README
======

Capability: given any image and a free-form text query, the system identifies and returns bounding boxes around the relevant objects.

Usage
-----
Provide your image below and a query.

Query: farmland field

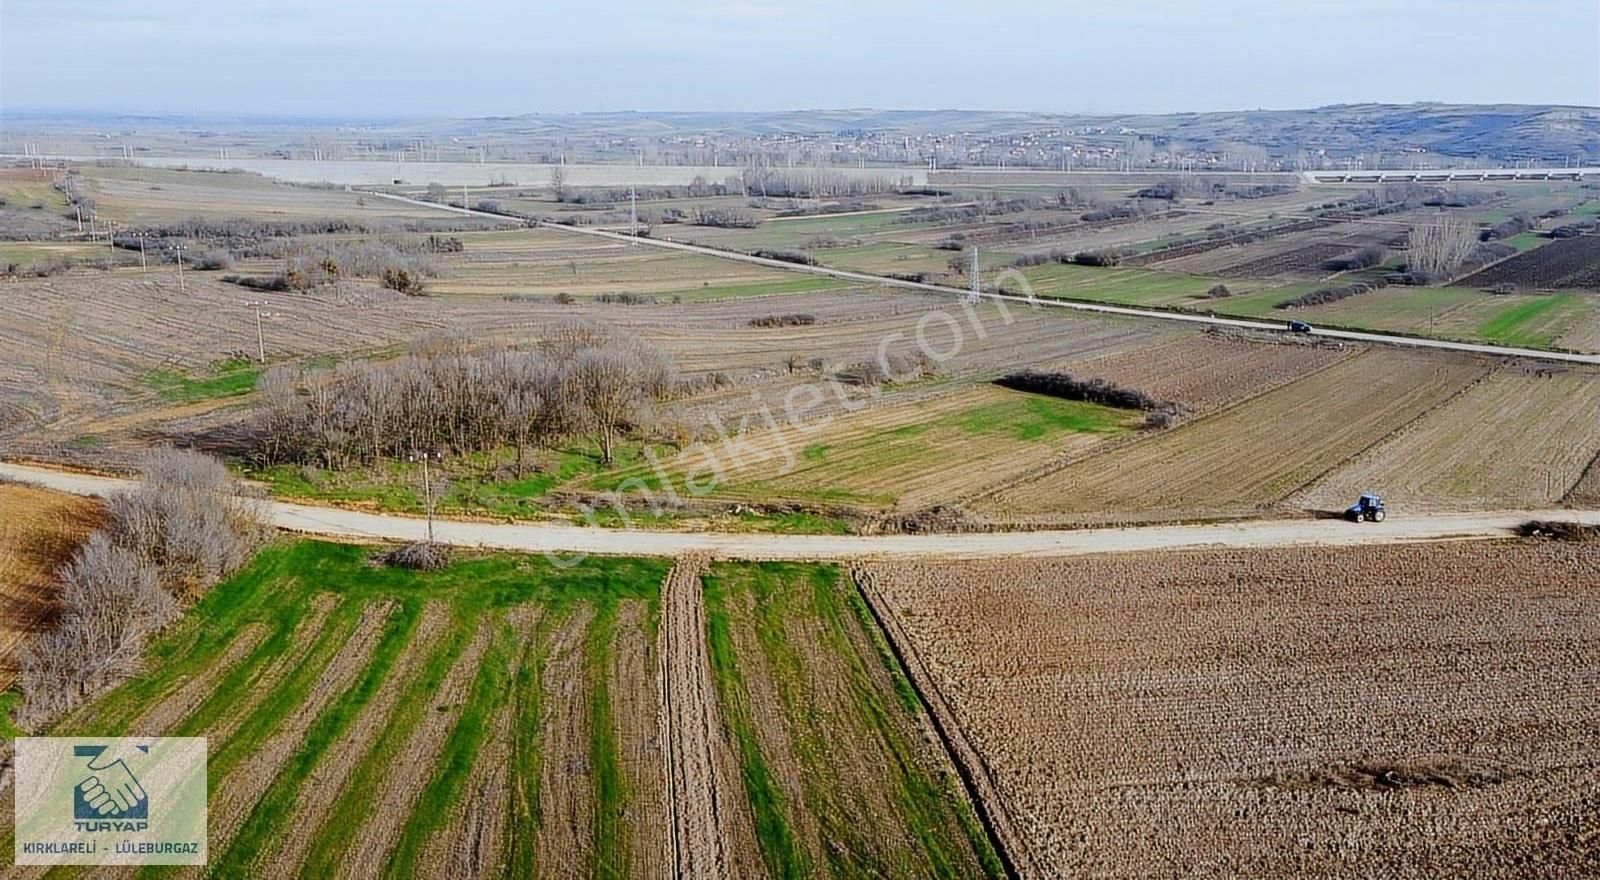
[858,539,1600,877]
[0,542,1000,877]
[594,385,1142,510]
[0,484,102,692]
[429,227,849,300]
[978,350,1487,524]
[1298,367,1600,511]
[1456,234,1600,291]
[71,166,469,226]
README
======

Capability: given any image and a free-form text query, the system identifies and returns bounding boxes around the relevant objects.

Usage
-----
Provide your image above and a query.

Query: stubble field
[858,539,1600,878]
[0,484,102,692]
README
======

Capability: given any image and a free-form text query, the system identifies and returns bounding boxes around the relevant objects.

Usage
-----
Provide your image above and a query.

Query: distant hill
[7,103,1595,165]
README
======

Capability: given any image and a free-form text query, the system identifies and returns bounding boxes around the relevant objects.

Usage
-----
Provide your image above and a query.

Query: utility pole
[969,246,980,301]
[139,234,148,271]
[175,243,186,292]
[462,182,469,213]
[244,300,273,363]
[630,185,637,241]
[409,449,443,543]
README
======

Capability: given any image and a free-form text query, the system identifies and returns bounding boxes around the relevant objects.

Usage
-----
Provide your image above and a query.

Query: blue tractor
[1345,493,1386,523]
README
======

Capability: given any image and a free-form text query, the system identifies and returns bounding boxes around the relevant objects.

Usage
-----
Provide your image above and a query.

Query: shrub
[994,370,1180,420]
[221,274,290,292]
[1322,245,1386,272]
[749,313,817,328]
[1071,249,1126,267]
[380,541,452,570]
[1206,284,1232,299]
[18,450,260,727]
[381,266,426,295]
[1276,279,1387,309]
[751,248,816,266]
[194,249,234,270]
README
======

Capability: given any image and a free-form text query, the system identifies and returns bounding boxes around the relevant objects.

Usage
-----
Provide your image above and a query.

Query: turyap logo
[14,737,207,866]
[72,744,151,831]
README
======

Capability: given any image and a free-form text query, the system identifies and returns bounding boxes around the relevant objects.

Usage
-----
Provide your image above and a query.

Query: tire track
[659,552,763,879]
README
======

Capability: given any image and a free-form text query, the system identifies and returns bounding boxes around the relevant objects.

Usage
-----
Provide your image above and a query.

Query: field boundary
[355,190,1600,365]
[959,344,1362,509]
[850,566,1028,879]
[1280,360,1496,505]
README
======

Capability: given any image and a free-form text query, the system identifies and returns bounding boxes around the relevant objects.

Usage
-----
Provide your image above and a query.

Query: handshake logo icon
[72,745,150,830]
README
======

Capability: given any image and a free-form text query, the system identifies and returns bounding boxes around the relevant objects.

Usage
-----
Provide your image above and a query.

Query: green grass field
[143,357,261,403]
[702,562,1004,878]
[2,542,1000,878]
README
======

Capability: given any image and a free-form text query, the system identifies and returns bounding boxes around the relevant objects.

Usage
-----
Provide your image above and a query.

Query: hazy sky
[3,0,1597,116]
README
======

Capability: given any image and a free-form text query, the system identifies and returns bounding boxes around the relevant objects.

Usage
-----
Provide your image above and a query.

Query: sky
[2,0,1597,117]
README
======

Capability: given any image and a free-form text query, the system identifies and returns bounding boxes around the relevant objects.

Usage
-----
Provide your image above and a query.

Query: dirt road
[5,462,1594,561]
[359,190,1600,367]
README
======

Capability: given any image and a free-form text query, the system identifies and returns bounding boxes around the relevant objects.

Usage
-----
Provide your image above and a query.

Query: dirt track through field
[659,553,763,879]
[535,604,597,879]
[6,462,1599,560]
[417,605,540,879]
[270,601,450,875]
[339,615,493,880]
[201,601,394,869]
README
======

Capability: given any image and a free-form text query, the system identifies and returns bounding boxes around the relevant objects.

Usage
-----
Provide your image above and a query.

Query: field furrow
[861,543,1600,876]
[201,600,394,866]
[196,593,339,744]
[659,553,763,880]
[338,615,494,879]
[612,599,669,879]
[128,623,268,736]
[534,605,597,879]
[268,601,449,876]
[979,350,1487,523]
[1298,367,1600,511]
[414,605,540,879]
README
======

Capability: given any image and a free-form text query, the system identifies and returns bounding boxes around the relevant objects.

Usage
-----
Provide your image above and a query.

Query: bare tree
[568,347,645,465]
[17,535,169,724]
[1408,213,1478,281]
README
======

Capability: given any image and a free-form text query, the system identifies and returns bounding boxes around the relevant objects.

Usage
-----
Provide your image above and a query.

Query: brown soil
[854,565,1040,878]
[0,483,102,690]
[612,598,669,879]
[270,601,451,876]
[339,614,493,880]
[416,604,541,879]
[128,623,269,735]
[726,579,824,861]
[534,604,596,879]
[204,601,394,864]
[658,553,764,879]
[861,541,1600,877]
[206,593,338,744]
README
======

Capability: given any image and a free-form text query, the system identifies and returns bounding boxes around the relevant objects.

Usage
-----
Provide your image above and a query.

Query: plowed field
[859,540,1600,878]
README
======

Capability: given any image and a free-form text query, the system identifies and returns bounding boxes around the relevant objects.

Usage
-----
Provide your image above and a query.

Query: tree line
[18,451,263,727]
[253,324,675,472]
